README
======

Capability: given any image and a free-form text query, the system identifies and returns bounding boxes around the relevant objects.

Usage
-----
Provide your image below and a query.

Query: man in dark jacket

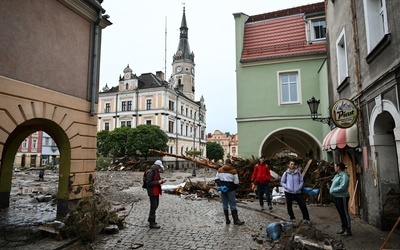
[146,160,166,229]
[215,159,244,225]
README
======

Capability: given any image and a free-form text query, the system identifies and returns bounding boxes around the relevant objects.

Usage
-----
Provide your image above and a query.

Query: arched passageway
[0,119,71,217]
[260,127,321,159]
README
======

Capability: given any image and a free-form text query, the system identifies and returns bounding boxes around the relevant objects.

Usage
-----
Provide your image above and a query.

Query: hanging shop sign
[331,99,358,128]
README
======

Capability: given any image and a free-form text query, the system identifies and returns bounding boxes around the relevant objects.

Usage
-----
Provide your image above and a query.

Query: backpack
[142,166,153,189]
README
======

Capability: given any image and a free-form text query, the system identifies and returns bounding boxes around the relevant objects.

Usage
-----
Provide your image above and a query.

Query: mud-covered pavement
[1,169,399,249]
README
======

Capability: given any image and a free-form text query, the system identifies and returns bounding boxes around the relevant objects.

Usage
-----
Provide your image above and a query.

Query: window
[146,120,151,125]
[121,101,126,111]
[125,83,129,90]
[127,101,132,111]
[104,122,110,131]
[336,28,348,85]
[186,108,188,116]
[32,139,37,149]
[105,103,110,113]
[190,110,193,118]
[121,121,126,127]
[127,121,131,127]
[169,101,175,111]
[168,121,174,133]
[181,106,184,114]
[181,124,183,135]
[170,146,173,154]
[311,20,326,41]
[22,139,28,149]
[146,100,152,110]
[45,138,49,146]
[186,125,188,136]
[279,72,299,104]
[363,0,388,52]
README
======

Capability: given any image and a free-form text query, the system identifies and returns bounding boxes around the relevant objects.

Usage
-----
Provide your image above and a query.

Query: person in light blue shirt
[329,162,352,236]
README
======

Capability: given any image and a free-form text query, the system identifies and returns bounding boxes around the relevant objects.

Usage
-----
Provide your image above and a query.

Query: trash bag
[266,222,282,240]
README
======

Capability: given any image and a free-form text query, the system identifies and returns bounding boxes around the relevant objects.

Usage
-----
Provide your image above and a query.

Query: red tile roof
[241,2,326,62]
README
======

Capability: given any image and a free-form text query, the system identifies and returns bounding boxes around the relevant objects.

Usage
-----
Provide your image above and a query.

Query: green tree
[97,130,110,157]
[206,142,224,162]
[97,127,131,161]
[127,125,168,159]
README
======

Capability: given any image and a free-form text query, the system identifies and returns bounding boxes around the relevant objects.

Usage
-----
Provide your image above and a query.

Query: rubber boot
[232,210,245,225]
[337,228,345,234]
[224,210,231,225]
[341,228,352,236]
[149,217,160,229]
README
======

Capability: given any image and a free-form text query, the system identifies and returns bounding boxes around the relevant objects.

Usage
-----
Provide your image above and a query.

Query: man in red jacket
[251,156,272,210]
[145,160,167,229]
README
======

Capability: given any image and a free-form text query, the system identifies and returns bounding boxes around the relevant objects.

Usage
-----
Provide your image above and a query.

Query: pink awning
[322,125,358,151]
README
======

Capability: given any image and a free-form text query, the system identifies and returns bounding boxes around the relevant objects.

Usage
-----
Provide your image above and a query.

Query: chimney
[156,71,165,80]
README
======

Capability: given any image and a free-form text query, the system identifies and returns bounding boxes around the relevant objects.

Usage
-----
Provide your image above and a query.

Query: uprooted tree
[149,149,335,204]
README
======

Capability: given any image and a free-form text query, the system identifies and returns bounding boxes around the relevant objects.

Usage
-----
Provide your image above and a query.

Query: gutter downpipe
[90,11,102,116]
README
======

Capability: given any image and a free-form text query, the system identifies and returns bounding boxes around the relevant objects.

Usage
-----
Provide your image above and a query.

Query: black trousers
[148,195,159,223]
[333,196,351,229]
[284,192,310,220]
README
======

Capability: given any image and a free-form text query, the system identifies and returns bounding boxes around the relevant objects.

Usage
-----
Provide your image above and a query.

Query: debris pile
[253,220,345,250]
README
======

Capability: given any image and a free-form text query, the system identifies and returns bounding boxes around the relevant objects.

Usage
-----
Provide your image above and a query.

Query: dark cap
[259,156,265,159]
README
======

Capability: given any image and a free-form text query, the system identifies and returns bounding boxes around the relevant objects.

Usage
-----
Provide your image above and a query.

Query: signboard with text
[331,99,358,128]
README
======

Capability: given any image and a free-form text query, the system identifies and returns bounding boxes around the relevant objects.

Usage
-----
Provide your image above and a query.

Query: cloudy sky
[99,0,322,134]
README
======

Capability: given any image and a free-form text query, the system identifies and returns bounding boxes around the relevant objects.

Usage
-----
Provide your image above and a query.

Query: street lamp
[307,96,331,125]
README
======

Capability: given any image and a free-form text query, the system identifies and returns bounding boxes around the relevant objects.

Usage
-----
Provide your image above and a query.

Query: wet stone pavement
[88,187,269,250]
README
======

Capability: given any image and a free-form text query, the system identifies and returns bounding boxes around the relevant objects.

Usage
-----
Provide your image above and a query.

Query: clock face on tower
[176,66,183,73]
[125,73,130,79]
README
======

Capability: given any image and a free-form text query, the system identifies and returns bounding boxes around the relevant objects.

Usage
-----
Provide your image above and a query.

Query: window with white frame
[104,122,110,131]
[105,103,110,113]
[22,139,28,149]
[311,19,326,41]
[305,17,326,43]
[279,71,299,104]
[121,101,126,111]
[127,101,132,111]
[336,28,348,85]
[146,120,151,125]
[121,121,126,127]
[363,0,389,52]
[127,121,131,127]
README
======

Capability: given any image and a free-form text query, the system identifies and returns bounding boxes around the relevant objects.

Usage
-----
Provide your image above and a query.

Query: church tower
[171,7,195,101]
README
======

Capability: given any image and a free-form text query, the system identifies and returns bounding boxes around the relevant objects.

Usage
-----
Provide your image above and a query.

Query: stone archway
[0,119,71,216]
[0,77,98,217]
[368,99,400,229]
[260,127,322,159]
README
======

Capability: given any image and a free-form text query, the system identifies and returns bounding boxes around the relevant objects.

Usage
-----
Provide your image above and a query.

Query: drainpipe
[90,10,102,116]
[350,0,364,143]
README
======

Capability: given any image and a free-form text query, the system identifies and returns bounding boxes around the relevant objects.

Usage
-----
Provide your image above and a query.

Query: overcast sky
[99,0,322,134]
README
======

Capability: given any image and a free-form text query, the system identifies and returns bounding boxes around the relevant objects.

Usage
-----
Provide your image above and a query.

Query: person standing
[215,159,245,225]
[251,156,273,210]
[280,161,310,223]
[145,160,167,229]
[329,162,352,236]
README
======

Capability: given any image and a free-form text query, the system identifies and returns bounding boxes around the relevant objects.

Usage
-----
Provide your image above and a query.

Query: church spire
[173,7,194,63]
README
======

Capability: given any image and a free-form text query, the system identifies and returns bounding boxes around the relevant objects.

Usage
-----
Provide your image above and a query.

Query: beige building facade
[97,7,207,169]
[206,130,239,159]
[0,0,111,216]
